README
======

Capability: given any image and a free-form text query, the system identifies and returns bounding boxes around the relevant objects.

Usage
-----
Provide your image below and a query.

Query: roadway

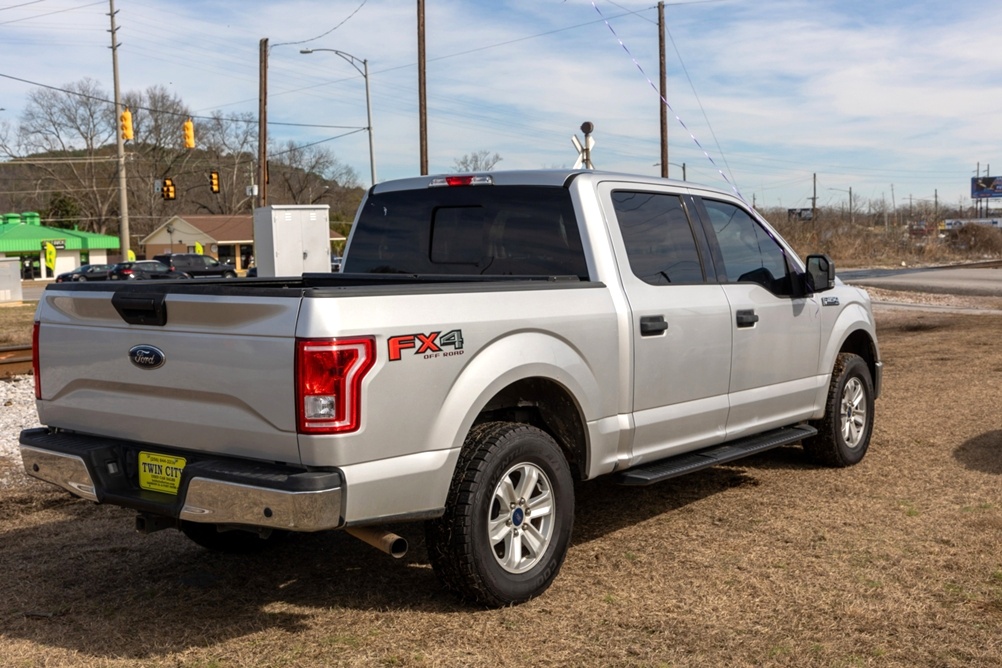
[840,262,1002,297]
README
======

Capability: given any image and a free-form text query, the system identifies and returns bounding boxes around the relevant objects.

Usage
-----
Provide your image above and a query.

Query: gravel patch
[859,285,1002,313]
[0,375,41,489]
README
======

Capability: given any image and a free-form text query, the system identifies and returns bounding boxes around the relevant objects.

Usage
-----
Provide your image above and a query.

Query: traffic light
[183,119,195,149]
[120,107,134,141]
[209,170,220,194]
[161,177,176,200]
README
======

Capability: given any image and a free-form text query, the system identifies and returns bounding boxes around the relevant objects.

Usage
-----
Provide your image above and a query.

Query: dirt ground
[3,306,1002,667]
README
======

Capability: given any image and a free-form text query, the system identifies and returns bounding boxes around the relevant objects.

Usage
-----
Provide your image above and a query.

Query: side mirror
[806,254,835,293]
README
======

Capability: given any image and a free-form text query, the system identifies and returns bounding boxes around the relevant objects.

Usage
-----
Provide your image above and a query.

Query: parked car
[108,260,189,280]
[153,253,237,278]
[54,264,112,282]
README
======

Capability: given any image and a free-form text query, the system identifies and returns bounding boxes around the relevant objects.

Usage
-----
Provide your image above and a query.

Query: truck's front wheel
[426,421,574,607]
[804,352,874,467]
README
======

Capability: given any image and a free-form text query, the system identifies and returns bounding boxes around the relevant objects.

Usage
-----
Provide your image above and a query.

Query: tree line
[0,78,364,240]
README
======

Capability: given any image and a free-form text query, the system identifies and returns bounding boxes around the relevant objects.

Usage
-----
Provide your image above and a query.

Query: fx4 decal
[388,329,465,361]
[821,296,840,307]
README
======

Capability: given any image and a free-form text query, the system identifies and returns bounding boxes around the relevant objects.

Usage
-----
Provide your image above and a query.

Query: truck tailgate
[35,288,304,465]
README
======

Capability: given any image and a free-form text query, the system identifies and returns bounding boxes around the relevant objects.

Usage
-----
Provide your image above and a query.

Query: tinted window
[701,199,790,294]
[345,186,587,278]
[612,191,703,285]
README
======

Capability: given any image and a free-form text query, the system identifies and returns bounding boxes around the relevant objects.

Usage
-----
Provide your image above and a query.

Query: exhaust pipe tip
[345,526,408,559]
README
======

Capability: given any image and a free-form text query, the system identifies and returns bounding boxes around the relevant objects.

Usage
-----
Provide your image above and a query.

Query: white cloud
[2,0,1001,209]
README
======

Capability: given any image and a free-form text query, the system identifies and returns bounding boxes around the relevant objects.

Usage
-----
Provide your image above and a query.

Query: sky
[1,0,1001,214]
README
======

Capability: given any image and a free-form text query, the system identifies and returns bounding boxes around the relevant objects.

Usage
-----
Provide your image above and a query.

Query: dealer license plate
[138,451,187,495]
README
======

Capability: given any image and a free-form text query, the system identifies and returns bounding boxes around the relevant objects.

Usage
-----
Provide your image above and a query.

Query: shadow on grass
[954,430,1002,474]
[0,443,818,660]
[571,442,831,543]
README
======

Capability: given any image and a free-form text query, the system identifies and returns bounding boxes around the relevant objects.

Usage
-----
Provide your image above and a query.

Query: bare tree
[1,79,119,234]
[268,141,362,218]
[0,78,367,234]
[120,86,193,237]
[452,150,503,172]
[185,110,257,216]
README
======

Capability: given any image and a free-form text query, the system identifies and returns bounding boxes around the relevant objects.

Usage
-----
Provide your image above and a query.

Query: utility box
[0,258,23,303]
[252,205,332,278]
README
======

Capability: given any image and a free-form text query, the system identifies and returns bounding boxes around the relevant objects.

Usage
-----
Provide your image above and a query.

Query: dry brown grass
[0,303,36,346]
[769,214,1002,269]
[2,309,1002,666]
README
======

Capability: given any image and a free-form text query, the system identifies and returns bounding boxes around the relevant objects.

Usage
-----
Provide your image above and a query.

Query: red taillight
[296,337,375,434]
[32,320,40,399]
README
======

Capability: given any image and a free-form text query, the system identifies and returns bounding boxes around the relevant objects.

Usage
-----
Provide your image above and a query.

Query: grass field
[0,303,35,346]
[2,307,1002,666]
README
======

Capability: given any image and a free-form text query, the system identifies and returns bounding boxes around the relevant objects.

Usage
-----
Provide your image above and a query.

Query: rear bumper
[19,428,343,532]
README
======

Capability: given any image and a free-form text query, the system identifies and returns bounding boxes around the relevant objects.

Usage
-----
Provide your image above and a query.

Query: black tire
[180,521,286,554]
[426,421,574,607]
[804,352,874,467]
[222,271,237,279]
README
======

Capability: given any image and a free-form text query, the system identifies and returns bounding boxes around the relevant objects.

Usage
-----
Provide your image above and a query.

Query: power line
[0,71,360,130]
[0,0,103,26]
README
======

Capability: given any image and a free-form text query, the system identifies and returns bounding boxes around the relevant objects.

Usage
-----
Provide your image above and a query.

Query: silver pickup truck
[21,170,882,607]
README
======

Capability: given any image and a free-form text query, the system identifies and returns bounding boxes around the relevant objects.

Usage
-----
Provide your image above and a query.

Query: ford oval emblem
[129,345,166,370]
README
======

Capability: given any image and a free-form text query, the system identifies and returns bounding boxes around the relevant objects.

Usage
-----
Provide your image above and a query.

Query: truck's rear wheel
[180,521,286,553]
[426,421,574,607]
[804,352,874,467]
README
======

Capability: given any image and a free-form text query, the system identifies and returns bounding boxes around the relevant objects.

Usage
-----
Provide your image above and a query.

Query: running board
[615,425,818,486]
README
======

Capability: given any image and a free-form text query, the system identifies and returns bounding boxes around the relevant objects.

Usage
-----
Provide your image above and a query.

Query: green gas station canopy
[0,212,120,254]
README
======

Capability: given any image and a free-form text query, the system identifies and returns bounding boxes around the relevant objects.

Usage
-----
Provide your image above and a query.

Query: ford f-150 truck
[20,170,882,607]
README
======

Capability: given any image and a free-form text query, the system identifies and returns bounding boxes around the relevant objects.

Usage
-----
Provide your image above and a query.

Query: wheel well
[476,378,588,480]
[840,329,878,385]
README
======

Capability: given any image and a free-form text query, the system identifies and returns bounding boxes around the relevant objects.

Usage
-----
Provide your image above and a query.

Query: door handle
[640,315,669,336]
[736,309,759,328]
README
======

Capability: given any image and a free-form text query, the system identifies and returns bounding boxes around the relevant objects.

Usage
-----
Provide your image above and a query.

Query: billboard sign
[971,176,1002,199]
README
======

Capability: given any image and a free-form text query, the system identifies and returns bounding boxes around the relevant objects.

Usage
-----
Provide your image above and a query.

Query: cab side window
[612,191,704,285]
[701,199,791,295]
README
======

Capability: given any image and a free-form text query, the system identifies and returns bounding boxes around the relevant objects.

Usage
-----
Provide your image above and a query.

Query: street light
[300,48,376,186]
[653,162,686,180]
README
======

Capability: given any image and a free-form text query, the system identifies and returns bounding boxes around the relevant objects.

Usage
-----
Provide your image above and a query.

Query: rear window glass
[343,185,587,278]
[612,191,704,285]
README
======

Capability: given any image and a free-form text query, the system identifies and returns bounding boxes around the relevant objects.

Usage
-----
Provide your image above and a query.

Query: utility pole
[811,173,817,222]
[109,0,130,261]
[417,0,428,175]
[976,162,981,216]
[258,38,268,207]
[658,1,668,179]
[890,183,896,229]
